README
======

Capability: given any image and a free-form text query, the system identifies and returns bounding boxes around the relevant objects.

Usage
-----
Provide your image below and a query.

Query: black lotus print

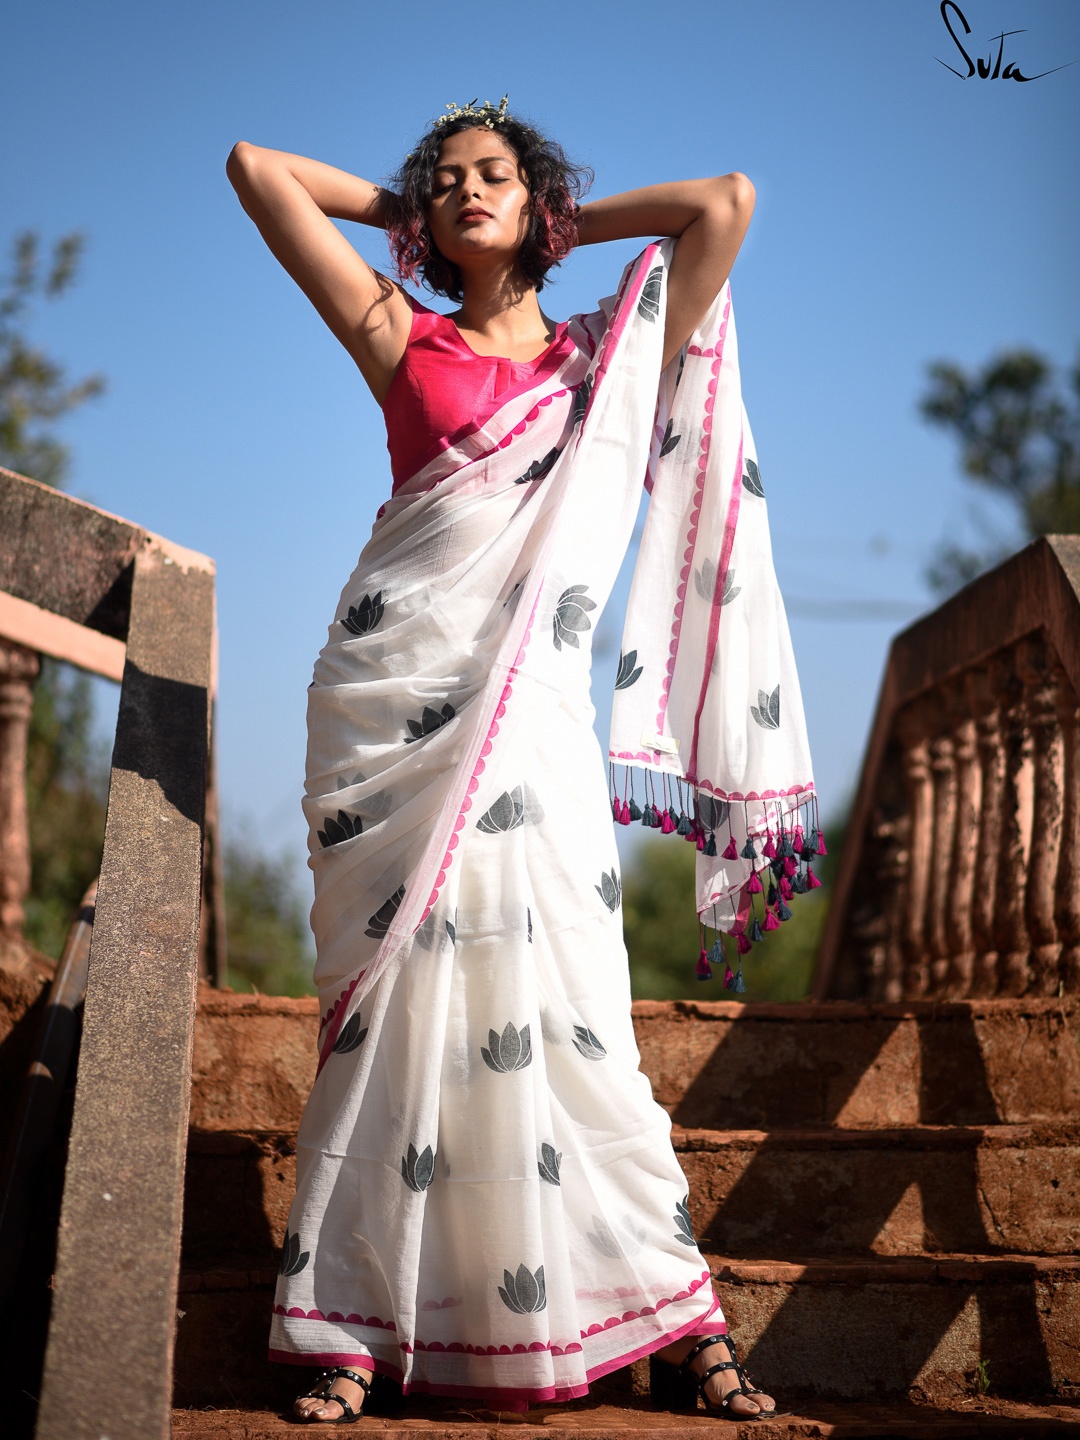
[674,1193,696,1247]
[742,458,765,498]
[317,808,363,849]
[697,794,731,832]
[476,784,544,833]
[364,883,405,939]
[538,1142,562,1186]
[405,702,455,743]
[499,1262,546,1314]
[527,907,533,943]
[694,557,741,606]
[401,1142,436,1193]
[674,348,687,392]
[514,447,560,485]
[596,868,622,912]
[552,584,596,651]
[751,684,781,731]
[660,418,681,457]
[638,265,663,323]
[341,591,385,635]
[445,916,457,944]
[572,1025,607,1061]
[481,1021,532,1073]
[721,570,741,605]
[278,1227,310,1277]
[332,1014,369,1055]
[615,650,643,690]
[572,374,594,427]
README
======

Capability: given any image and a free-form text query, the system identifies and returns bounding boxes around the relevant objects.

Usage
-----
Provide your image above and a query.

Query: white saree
[269,241,815,1407]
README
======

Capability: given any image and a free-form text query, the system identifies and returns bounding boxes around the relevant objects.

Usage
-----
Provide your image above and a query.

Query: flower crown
[430,94,510,131]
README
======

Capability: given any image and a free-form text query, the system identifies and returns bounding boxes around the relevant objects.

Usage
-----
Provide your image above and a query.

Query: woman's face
[425,127,531,275]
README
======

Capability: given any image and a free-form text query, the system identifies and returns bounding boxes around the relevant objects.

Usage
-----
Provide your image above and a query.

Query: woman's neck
[452,266,557,358]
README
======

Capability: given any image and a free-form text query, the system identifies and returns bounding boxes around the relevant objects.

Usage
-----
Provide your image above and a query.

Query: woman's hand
[226,142,412,403]
[575,175,755,368]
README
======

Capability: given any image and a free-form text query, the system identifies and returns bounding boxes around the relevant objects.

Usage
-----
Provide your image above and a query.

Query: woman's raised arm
[226,143,413,402]
[575,175,755,369]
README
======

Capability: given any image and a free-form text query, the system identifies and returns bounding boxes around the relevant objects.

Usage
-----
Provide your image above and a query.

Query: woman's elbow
[722,172,756,214]
[226,140,260,188]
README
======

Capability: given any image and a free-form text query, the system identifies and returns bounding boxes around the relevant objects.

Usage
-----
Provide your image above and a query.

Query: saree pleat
[270,241,810,1405]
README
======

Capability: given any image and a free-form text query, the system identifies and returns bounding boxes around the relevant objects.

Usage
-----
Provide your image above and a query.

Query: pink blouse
[382,296,575,491]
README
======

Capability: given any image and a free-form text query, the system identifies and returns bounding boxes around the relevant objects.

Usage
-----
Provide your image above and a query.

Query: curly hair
[385,112,592,302]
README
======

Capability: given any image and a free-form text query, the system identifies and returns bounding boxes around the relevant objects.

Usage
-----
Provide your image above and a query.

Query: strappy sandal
[677,1333,782,1419]
[294,1366,371,1424]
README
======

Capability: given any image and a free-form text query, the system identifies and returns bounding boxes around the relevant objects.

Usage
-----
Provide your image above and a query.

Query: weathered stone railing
[0,466,218,1440]
[815,536,1080,1001]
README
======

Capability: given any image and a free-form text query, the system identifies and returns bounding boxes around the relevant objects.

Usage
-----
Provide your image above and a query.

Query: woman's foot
[656,1334,777,1417]
[293,1364,373,1422]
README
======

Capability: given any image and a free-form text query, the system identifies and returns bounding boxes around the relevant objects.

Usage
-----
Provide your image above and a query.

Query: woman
[227,97,814,1424]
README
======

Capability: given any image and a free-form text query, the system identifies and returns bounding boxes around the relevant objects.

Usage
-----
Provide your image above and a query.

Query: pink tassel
[763,907,780,931]
[762,834,777,859]
[746,870,763,894]
[696,832,706,851]
[696,948,712,981]
[807,867,822,889]
[723,963,735,987]
[660,812,676,835]
[722,836,738,860]
[783,857,797,878]
[793,826,804,853]
[817,831,828,856]
[736,931,752,955]
[779,877,793,901]
[612,797,620,821]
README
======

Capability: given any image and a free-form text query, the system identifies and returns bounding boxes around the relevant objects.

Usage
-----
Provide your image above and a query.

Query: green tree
[622,829,833,1003]
[920,347,1080,595]
[223,837,315,997]
[1,231,109,956]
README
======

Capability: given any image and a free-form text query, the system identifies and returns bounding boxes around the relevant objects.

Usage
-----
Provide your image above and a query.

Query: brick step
[633,999,1080,1130]
[171,1397,1080,1437]
[191,988,1080,1134]
[673,1124,1080,1257]
[173,1255,1080,1407]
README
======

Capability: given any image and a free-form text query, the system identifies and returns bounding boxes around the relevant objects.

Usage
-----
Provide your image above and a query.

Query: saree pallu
[269,240,813,1407]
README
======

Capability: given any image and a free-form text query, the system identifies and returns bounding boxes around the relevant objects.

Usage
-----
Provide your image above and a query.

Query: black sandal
[677,1333,781,1419]
[294,1366,371,1424]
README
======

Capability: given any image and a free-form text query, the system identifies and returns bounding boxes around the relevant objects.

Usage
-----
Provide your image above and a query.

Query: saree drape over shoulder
[269,241,814,1408]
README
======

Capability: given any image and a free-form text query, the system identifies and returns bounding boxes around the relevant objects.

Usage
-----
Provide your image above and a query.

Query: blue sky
[4,0,1078,891]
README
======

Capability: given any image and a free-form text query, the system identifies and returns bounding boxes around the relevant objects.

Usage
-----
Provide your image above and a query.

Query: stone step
[674,1124,1080,1257]
[173,1254,1080,1408]
[180,1122,1080,1276]
[633,999,1080,1130]
[191,988,1080,1134]
[171,1397,1080,1437]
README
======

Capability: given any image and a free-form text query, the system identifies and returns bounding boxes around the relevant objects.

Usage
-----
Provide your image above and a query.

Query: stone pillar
[968,664,1005,997]
[944,705,981,997]
[0,639,41,959]
[1020,638,1065,994]
[926,729,958,996]
[1055,680,1080,991]
[898,707,934,998]
[994,655,1034,994]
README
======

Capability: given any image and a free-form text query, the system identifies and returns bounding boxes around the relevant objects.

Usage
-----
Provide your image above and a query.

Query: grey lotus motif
[332,1014,369,1055]
[572,374,594,427]
[498,1262,546,1314]
[674,1193,696,1246]
[341,591,385,635]
[722,570,741,605]
[476,784,545,833]
[481,1021,532,1073]
[446,916,457,944]
[317,809,363,848]
[751,684,781,731]
[278,1227,310,1277]
[637,265,663,322]
[615,650,643,690]
[586,1214,624,1260]
[364,883,405,939]
[401,1142,435,1193]
[694,557,741,606]
[697,794,731,832]
[405,703,455,744]
[660,418,681,457]
[742,458,765,497]
[553,584,596,651]
[361,789,393,819]
[596,868,622,912]
[538,1142,562,1186]
[527,907,533,943]
[514,447,560,485]
[572,1024,607,1061]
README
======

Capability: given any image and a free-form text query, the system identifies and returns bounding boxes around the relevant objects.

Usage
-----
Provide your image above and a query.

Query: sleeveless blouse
[382,296,576,491]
